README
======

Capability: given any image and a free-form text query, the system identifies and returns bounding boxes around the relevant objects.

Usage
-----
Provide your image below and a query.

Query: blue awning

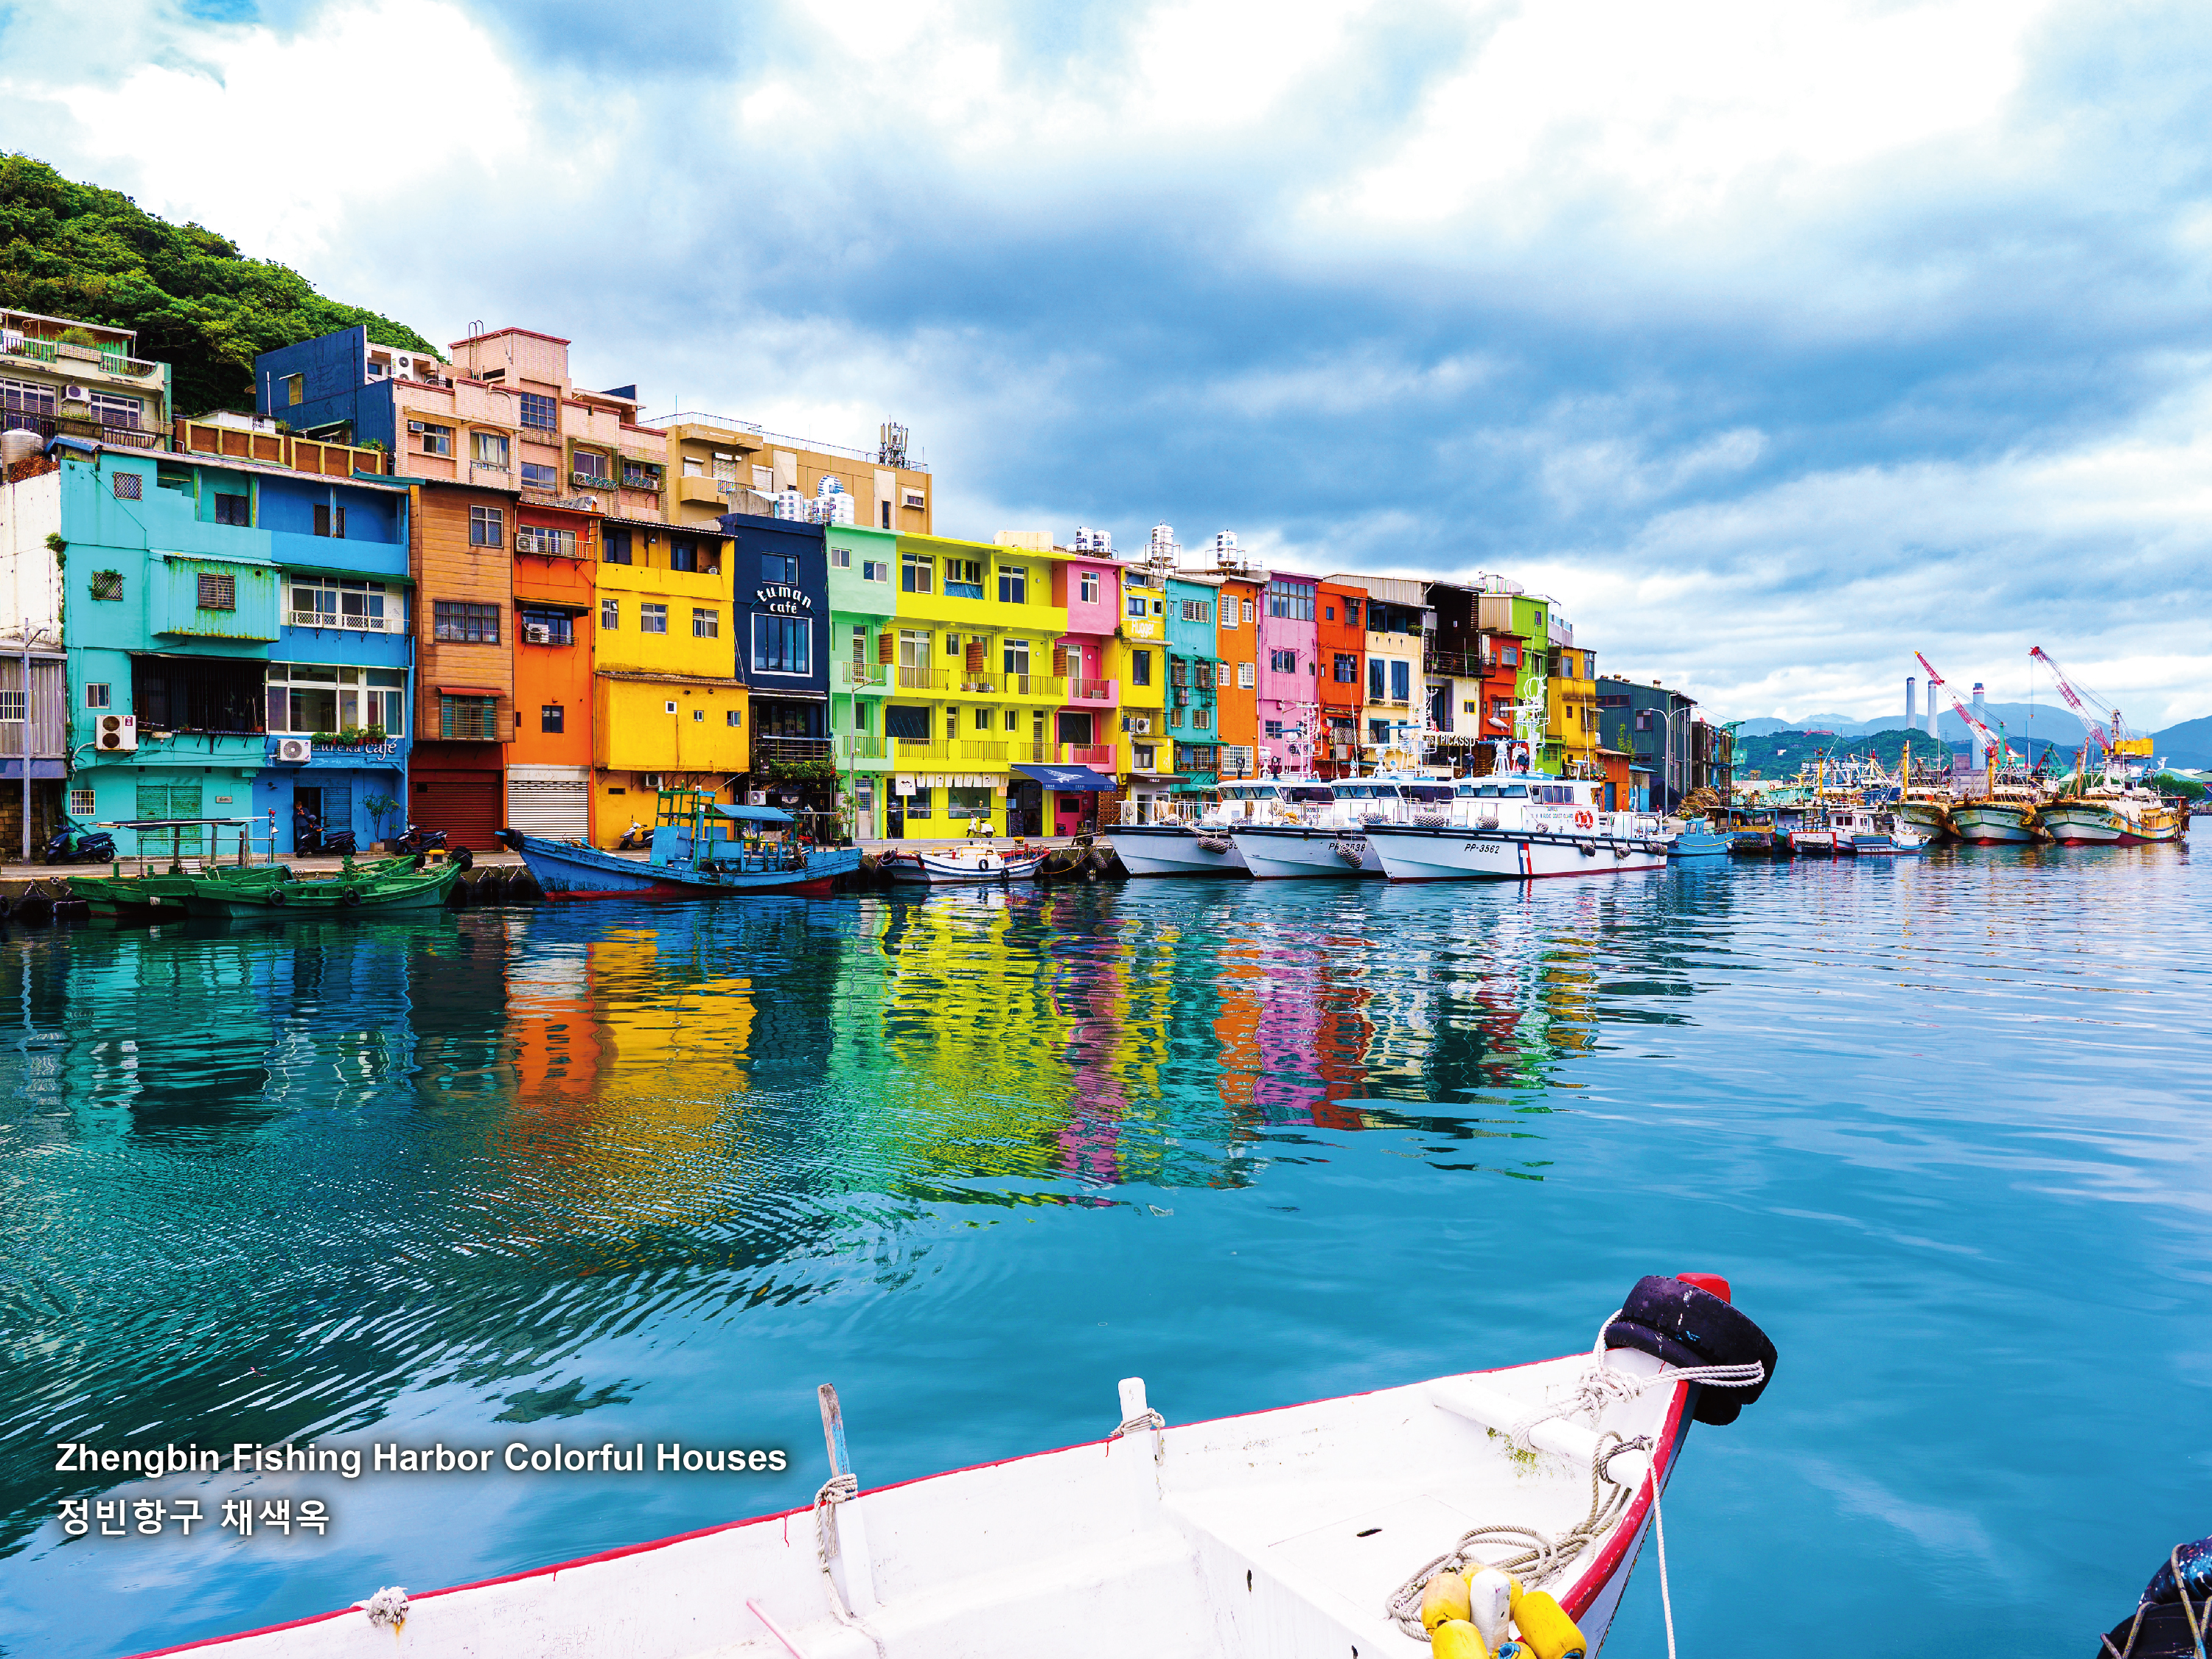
[1011,763,1118,792]
[712,804,795,824]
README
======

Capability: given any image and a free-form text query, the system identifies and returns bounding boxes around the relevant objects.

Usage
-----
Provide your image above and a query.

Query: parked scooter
[389,823,472,869]
[43,821,118,865]
[296,817,357,858]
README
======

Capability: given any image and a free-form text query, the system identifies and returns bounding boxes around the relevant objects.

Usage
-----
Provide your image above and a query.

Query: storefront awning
[1171,772,1218,792]
[437,685,503,697]
[1011,762,1117,792]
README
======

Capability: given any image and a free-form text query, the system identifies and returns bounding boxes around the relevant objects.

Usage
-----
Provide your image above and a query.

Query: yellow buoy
[1507,1589,1586,1659]
[1420,1570,1473,1632]
[1432,1618,1493,1659]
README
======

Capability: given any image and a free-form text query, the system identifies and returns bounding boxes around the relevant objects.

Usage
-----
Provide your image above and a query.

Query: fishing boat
[1949,780,2044,845]
[1666,817,1731,860]
[63,819,292,918]
[1830,807,1925,856]
[2093,1531,2211,1658]
[1786,820,1838,855]
[500,789,859,901]
[181,858,460,918]
[1363,748,1669,883]
[879,842,1049,885]
[1225,778,1443,879]
[2040,783,2186,845]
[142,1272,1776,1659]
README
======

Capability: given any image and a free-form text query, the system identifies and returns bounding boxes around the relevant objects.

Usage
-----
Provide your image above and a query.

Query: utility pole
[19,618,30,864]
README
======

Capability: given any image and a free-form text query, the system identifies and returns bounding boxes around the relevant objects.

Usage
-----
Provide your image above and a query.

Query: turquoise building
[1164,573,1222,783]
[13,433,414,854]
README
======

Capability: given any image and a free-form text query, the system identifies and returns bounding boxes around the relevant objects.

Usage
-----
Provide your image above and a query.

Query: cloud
[7,0,2212,727]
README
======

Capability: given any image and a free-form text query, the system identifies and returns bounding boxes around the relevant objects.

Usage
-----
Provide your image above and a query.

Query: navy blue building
[253,326,435,448]
[719,513,832,801]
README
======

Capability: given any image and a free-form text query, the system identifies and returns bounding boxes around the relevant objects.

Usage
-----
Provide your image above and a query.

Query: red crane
[1914,652,2008,766]
[2028,646,2126,756]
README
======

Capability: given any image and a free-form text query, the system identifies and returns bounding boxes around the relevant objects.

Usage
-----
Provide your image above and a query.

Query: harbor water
[2,848,2208,1655]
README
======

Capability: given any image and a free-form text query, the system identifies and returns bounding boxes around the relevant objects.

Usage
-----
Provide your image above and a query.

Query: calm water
[1,850,2208,1656]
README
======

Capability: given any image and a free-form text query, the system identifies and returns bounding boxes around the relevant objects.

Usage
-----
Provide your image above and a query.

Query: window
[1005,709,1020,732]
[880,501,892,528]
[198,573,237,611]
[603,526,632,565]
[414,422,453,456]
[469,505,503,547]
[974,707,993,733]
[282,373,304,407]
[946,558,984,598]
[439,695,499,741]
[0,687,21,722]
[1243,600,1255,624]
[472,431,509,468]
[156,463,190,492]
[573,449,611,483]
[692,607,719,638]
[761,552,799,584]
[898,629,932,671]
[520,462,557,491]
[1193,705,1211,729]
[69,787,95,819]
[1003,638,1030,675]
[1080,571,1100,604]
[728,708,743,727]
[1367,660,1385,699]
[1266,579,1315,620]
[1270,649,1297,674]
[518,391,557,430]
[517,525,577,557]
[864,560,888,581]
[885,704,931,740]
[213,492,249,526]
[1182,599,1212,622]
[1370,719,1390,744]
[621,461,660,490]
[541,705,565,733]
[831,544,851,567]
[1501,646,1520,666]
[1333,654,1358,683]
[753,614,811,673]
[310,503,346,539]
[692,707,705,722]
[90,570,124,601]
[1325,604,1334,621]
[1131,649,1151,686]
[1126,594,1148,618]
[433,601,500,643]
[1464,699,1479,713]
[1344,598,1361,628]
[1265,720,1284,738]
[641,603,668,635]
[112,472,142,500]
[1238,662,1255,688]
[601,597,618,629]
[520,608,575,646]
[997,565,1028,604]
[86,682,111,709]
[1635,710,1655,732]
[265,663,401,736]
[289,577,389,632]
[945,708,959,741]
[901,553,933,593]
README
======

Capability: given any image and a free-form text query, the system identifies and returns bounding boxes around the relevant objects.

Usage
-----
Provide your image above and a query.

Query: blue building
[1,424,414,854]
[719,511,831,802]
[252,325,439,450]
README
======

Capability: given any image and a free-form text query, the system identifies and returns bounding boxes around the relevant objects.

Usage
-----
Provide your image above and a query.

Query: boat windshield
[1406,785,1454,803]
[1284,786,1334,803]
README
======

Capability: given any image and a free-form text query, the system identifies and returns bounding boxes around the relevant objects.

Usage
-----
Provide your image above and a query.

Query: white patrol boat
[1362,736,1667,883]
[1227,775,1455,879]
[1112,780,1309,877]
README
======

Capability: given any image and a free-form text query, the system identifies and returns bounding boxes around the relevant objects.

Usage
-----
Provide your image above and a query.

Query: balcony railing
[888,667,1068,699]
[837,735,887,760]
[753,735,834,769]
[1061,744,1115,766]
[571,469,615,492]
[837,663,891,689]
[6,411,161,450]
[1067,679,1116,702]
[1424,650,1494,677]
[1,336,161,378]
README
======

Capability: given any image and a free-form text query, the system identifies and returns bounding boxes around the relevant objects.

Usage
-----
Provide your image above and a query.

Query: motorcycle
[390,824,471,869]
[295,820,357,858]
[43,821,118,865]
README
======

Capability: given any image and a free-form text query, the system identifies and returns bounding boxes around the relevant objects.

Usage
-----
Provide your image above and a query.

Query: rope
[1653,1461,1677,1659]
[1110,1408,1168,1465]
[2098,1546,2205,1659]
[813,1473,887,1658]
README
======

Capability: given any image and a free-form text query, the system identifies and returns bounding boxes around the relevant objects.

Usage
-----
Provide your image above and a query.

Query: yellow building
[883,531,1073,837]
[590,515,747,841]
[1547,641,1600,773]
[655,413,933,537]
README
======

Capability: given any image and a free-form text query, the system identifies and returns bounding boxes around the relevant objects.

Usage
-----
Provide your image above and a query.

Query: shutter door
[136,781,203,854]
[506,778,589,839]
[412,778,500,851]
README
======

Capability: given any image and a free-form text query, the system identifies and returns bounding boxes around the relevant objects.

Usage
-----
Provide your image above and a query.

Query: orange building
[1316,579,1367,778]
[506,503,599,835]
[1214,574,1261,779]
[410,478,518,851]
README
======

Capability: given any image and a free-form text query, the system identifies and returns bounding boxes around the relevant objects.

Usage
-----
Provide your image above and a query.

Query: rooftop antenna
[878,422,910,468]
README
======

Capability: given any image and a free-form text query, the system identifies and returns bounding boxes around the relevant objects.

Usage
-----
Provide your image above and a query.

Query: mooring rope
[814,1473,888,1658]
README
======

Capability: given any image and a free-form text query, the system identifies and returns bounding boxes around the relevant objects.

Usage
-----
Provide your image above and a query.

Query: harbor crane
[1914,652,2010,769]
[2028,646,2141,774]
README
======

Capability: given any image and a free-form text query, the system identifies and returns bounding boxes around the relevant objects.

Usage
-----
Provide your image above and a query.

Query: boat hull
[185,865,458,917]
[140,1348,1694,1659]
[506,831,859,898]
[1667,832,1731,860]
[880,851,1049,885]
[1895,801,1954,842]
[1787,830,1837,855]
[1949,803,2040,844]
[1109,824,1249,876]
[1365,825,1669,881]
[2041,801,2183,845]
[1227,825,1375,879]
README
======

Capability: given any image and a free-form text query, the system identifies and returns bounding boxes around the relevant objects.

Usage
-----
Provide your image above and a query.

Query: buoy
[1468,1567,1513,1649]
[1431,1618,1491,1659]
[1507,1588,1585,1659]
[1676,1271,1731,1302]
[1420,1570,1472,1632]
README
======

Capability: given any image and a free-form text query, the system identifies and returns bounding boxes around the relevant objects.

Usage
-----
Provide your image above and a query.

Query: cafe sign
[756,583,813,616]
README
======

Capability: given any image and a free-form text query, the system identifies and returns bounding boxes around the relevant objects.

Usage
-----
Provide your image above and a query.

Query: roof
[593,670,746,688]
[712,804,794,825]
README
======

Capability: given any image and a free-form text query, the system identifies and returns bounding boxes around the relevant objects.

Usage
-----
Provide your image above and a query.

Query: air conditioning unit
[63,383,86,402]
[276,737,313,763]
[643,774,663,790]
[748,790,767,806]
[96,713,137,752]
[407,420,426,433]
[523,623,552,644]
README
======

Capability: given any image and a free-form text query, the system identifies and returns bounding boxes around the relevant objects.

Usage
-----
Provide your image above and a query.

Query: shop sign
[756,583,813,615]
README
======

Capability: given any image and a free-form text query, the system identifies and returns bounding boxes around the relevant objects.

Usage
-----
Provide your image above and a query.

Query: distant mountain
[2150,715,2212,769]
[1734,701,2093,744]
[1735,724,2073,781]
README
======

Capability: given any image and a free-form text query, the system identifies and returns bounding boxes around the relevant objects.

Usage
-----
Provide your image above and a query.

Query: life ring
[1604,1274,1778,1425]
[1574,809,1594,829]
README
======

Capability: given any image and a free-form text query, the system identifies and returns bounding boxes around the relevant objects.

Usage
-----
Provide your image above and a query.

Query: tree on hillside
[0,153,438,417]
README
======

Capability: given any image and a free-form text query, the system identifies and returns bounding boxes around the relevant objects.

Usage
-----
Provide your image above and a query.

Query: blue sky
[6,0,2210,728]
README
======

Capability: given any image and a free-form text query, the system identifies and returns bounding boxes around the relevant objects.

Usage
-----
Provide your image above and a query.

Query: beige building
[1,309,172,452]
[1342,574,1429,768]
[654,413,932,534]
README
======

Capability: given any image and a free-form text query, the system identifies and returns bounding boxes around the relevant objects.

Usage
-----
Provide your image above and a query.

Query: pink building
[1047,555,1124,834]
[1255,571,1320,775]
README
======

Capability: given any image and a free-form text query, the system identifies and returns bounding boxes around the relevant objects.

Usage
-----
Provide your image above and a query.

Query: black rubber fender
[452,846,474,871]
[265,886,287,907]
[1605,1274,1777,1425]
[340,888,363,907]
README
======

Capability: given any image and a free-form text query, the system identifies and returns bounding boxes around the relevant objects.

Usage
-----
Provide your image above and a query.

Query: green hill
[0,153,436,417]
[1735,725,2070,781]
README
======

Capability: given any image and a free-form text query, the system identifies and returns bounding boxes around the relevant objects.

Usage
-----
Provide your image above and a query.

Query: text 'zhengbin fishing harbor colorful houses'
[0,308,1740,857]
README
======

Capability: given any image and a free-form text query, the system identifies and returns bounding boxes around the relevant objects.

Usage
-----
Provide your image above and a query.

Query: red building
[1316,579,1368,777]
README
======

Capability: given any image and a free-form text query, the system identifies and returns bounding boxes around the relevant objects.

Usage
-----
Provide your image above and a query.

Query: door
[508,775,590,838]
[1055,792,1086,836]
[886,789,905,839]
[414,777,500,851]
[136,780,203,856]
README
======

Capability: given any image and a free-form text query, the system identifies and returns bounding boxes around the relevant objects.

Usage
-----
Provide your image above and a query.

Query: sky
[4,0,2210,730]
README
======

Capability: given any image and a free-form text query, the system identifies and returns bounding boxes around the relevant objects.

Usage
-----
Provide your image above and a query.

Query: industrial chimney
[1906,677,1916,730]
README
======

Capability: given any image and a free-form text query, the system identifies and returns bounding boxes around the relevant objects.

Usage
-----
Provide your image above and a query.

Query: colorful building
[505,502,598,839]
[1164,573,1222,786]
[825,523,899,839]
[1350,576,1426,770]
[1096,545,1167,823]
[1315,579,1367,777]
[1255,570,1319,776]
[1214,571,1261,779]
[2,308,171,456]
[657,413,932,537]
[724,513,831,813]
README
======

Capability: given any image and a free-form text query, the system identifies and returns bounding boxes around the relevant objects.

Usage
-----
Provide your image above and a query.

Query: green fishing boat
[69,863,296,918]
[181,857,459,918]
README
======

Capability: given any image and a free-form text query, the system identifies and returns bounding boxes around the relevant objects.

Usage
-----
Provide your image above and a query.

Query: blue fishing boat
[1666,818,1732,860]
[498,791,858,901]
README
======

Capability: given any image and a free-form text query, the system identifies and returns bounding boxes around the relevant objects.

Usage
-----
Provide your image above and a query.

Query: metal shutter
[506,777,589,839]
[411,778,500,852]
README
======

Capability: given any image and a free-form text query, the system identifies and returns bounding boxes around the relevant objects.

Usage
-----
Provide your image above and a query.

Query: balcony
[888,667,1069,700]
[836,735,887,761]
[621,467,663,493]
[571,469,615,492]
[1061,744,1115,767]
[837,663,891,690]
[1,336,161,379]
[753,734,834,770]
[1067,679,1117,703]
[1424,649,1493,677]
[514,529,585,559]
[5,411,161,450]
